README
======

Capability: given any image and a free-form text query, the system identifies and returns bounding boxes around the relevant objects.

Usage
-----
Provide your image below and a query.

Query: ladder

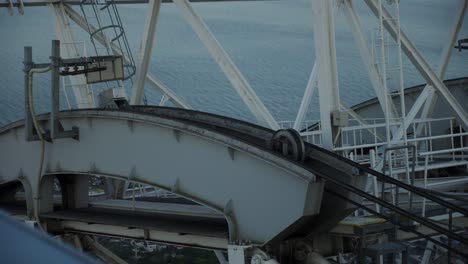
[376,0,407,146]
[79,0,140,101]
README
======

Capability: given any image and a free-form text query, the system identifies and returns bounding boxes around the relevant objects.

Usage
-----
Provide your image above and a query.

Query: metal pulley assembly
[269,129,306,163]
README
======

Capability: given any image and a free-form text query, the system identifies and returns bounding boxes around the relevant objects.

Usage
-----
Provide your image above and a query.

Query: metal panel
[0,110,322,245]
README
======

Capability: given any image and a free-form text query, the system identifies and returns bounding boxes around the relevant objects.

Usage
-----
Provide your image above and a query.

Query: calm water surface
[0,0,467,126]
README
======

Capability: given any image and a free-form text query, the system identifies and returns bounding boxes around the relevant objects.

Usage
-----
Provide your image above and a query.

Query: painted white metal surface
[417,0,467,133]
[387,86,433,145]
[364,0,468,129]
[0,110,322,245]
[294,62,317,131]
[311,0,340,150]
[342,0,397,120]
[131,0,162,105]
[63,4,191,109]
[173,0,280,130]
[48,3,95,108]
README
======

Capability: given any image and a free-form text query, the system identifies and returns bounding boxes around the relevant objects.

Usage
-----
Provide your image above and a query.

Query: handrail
[306,143,468,217]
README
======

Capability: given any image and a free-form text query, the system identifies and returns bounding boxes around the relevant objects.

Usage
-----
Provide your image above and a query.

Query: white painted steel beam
[388,85,434,144]
[293,62,317,131]
[48,3,94,109]
[342,0,398,120]
[418,0,467,131]
[311,0,341,150]
[384,0,467,142]
[63,4,191,109]
[0,110,322,244]
[173,0,279,130]
[364,0,468,129]
[340,103,385,142]
[131,0,162,105]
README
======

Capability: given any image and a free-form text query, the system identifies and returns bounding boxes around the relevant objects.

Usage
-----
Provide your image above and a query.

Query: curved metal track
[2,106,466,251]
[0,107,323,245]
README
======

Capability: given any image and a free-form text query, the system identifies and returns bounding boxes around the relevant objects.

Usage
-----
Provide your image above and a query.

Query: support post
[58,175,89,209]
[48,3,94,109]
[48,40,79,141]
[131,0,162,104]
[50,39,61,139]
[38,175,55,214]
[311,0,340,149]
[24,46,34,141]
[173,0,279,130]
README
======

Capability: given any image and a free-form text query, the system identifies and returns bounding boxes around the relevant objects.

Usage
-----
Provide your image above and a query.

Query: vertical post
[50,40,61,140]
[357,229,365,264]
[24,46,34,141]
[369,149,381,213]
[312,0,341,150]
[49,3,95,108]
[422,155,429,217]
[58,175,89,209]
[448,209,453,263]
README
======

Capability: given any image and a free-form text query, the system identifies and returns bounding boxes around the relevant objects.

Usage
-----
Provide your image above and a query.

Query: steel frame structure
[2,0,468,263]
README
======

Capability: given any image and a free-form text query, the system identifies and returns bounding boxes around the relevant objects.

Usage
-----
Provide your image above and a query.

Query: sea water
[0,0,467,126]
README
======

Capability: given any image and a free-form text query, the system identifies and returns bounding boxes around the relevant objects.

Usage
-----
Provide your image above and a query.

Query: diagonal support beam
[172,0,279,130]
[364,0,468,129]
[388,86,434,144]
[131,0,162,105]
[340,103,385,142]
[388,0,466,143]
[416,0,467,134]
[214,250,228,264]
[63,4,191,109]
[293,62,317,130]
[369,0,465,172]
[342,0,398,120]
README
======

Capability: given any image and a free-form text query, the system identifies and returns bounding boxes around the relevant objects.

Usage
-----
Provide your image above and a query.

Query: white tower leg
[311,0,341,150]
